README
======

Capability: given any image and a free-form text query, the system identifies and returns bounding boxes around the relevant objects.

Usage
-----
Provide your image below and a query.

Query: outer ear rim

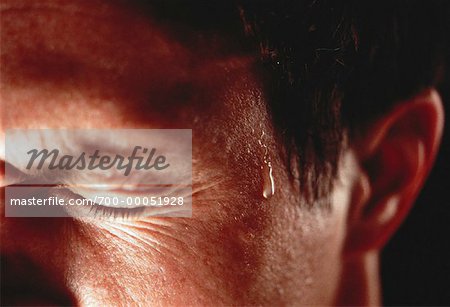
[344,88,444,255]
[355,89,444,160]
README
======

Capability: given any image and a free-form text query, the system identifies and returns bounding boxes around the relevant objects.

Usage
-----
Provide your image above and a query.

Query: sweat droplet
[262,161,275,199]
[258,130,275,199]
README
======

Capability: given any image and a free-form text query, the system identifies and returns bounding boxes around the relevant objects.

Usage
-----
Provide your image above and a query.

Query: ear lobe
[344,89,444,255]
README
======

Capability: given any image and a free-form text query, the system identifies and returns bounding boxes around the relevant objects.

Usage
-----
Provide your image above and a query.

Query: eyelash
[49,187,148,220]
[52,186,189,220]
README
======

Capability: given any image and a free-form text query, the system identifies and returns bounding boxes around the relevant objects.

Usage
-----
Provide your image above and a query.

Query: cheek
[62,188,347,306]
[62,201,274,306]
[248,202,347,305]
[60,135,276,305]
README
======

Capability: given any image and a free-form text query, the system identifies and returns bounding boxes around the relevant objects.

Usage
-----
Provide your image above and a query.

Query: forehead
[0,0,188,93]
[0,0,235,83]
[0,0,254,126]
[0,0,249,74]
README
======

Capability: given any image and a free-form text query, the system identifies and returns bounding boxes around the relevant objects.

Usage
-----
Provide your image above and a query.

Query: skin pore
[1,0,444,306]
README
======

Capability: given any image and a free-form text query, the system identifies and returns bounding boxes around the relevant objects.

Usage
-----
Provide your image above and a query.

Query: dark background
[382,75,450,305]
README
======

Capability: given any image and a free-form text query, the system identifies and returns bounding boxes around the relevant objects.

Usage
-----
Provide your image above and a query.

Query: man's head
[0,0,447,305]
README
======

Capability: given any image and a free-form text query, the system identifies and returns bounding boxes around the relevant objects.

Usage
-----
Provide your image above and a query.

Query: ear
[344,89,444,255]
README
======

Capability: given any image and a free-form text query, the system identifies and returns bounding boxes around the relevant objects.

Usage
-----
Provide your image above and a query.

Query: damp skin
[1,1,348,305]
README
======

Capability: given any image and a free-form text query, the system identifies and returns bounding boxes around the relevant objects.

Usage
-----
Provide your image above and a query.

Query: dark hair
[239,0,449,202]
[133,0,449,203]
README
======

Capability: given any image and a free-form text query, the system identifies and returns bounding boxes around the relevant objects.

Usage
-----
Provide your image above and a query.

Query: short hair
[239,0,449,203]
[130,0,449,203]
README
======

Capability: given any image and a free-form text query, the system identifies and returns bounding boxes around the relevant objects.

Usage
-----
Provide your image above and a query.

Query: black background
[382,75,450,305]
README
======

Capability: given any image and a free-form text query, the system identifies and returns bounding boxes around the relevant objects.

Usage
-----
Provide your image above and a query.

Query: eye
[3,163,189,220]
